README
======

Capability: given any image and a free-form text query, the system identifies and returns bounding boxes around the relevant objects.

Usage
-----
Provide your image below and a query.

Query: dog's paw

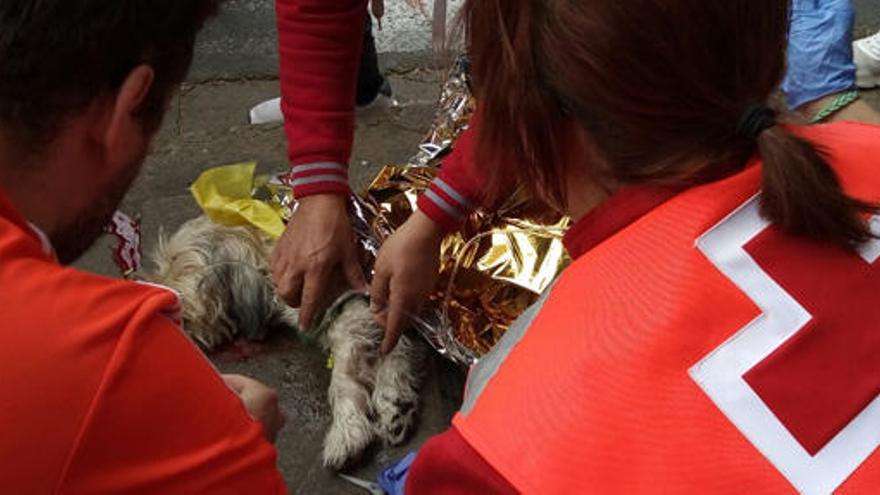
[373,389,419,446]
[322,399,374,469]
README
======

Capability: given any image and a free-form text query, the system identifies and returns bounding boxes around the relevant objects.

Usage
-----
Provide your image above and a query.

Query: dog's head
[145,216,297,349]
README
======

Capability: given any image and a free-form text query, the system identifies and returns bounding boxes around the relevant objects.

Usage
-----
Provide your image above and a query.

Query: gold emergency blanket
[361,57,571,362]
[192,57,571,365]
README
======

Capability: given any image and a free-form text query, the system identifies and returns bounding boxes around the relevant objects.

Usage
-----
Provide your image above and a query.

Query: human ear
[101,65,155,166]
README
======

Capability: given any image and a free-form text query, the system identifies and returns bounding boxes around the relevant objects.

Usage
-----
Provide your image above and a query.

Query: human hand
[370,210,444,354]
[222,374,286,443]
[271,194,367,330]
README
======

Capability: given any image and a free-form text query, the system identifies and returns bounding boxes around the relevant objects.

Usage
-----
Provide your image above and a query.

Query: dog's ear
[149,225,172,274]
[200,262,278,342]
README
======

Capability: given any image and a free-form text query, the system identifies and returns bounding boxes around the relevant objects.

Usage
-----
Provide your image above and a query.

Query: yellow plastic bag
[190,162,287,239]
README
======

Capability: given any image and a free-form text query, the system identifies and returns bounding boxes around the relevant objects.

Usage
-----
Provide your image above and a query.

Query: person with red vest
[398,0,880,492]
[0,1,287,493]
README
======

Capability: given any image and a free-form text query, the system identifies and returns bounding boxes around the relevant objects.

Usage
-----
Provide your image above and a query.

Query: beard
[51,158,142,265]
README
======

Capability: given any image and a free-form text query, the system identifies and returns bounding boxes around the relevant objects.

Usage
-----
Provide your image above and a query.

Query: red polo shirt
[0,189,286,494]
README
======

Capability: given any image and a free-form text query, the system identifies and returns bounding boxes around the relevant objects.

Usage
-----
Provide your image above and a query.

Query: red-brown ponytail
[757,125,875,246]
[464,0,574,208]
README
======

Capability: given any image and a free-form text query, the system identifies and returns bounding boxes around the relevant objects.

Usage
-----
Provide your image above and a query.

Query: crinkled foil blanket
[235,57,569,366]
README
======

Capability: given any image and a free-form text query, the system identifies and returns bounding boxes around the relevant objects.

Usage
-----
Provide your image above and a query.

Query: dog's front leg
[372,333,428,446]
[321,301,383,469]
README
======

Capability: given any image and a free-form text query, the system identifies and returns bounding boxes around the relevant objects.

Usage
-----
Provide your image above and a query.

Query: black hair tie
[736,105,777,139]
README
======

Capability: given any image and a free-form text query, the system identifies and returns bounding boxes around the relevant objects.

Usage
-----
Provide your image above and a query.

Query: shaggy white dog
[145,215,426,468]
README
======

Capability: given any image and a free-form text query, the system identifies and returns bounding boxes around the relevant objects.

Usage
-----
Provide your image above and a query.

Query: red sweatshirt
[276,0,480,232]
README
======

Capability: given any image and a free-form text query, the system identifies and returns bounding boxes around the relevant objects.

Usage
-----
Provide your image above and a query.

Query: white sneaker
[248,97,283,125]
[247,86,397,125]
[854,31,880,89]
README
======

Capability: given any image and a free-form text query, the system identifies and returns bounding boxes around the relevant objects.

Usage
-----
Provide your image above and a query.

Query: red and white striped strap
[289,161,351,197]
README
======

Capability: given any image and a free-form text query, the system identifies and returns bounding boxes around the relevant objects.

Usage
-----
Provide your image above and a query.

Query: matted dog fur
[144,215,427,468]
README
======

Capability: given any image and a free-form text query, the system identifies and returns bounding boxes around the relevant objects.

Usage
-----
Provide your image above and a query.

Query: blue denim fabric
[378,452,417,495]
[783,0,857,109]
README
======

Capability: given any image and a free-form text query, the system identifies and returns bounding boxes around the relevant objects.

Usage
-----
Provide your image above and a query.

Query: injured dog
[144,215,427,469]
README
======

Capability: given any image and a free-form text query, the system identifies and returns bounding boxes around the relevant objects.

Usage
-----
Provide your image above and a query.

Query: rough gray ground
[73,1,880,493]
[855,0,880,36]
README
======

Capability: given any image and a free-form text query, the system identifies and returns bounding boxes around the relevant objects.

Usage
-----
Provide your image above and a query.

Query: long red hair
[465,0,875,247]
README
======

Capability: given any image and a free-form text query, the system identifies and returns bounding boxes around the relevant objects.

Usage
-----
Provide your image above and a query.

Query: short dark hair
[467,0,876,248]
[0,0,221,151]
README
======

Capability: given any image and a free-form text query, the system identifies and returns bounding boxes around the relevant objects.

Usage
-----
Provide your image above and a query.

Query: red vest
[452,122,880,494]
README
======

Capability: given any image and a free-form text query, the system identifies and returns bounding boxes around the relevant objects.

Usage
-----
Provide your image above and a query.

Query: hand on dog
[271,194,367,329]
[223,374,286,443]
[371,210,443,354]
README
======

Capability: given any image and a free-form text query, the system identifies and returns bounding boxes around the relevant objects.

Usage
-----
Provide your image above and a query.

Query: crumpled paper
[104,210,143,277]
[189,56,570,365]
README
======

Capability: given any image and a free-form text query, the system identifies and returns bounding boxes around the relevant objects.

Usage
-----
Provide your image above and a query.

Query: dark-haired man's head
[0,0,221,263]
